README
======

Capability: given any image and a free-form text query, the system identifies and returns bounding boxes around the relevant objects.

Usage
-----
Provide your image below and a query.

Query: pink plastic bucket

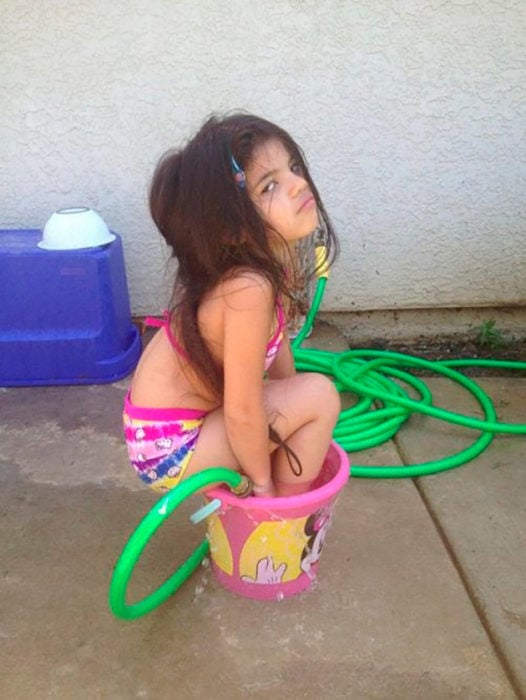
[204,442,350,601]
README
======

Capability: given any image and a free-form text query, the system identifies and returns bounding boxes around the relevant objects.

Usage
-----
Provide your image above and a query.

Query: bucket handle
[189,498,222,524]
[108,467,242,620]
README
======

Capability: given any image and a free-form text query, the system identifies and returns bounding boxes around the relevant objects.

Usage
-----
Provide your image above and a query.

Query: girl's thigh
[186,372,339,477]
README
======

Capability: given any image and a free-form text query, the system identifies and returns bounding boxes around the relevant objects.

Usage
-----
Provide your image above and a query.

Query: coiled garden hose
[109,248,525,620]
[292,249,526,478]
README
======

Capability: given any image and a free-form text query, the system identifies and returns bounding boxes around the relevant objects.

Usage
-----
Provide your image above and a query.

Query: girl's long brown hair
[149,113,338,474]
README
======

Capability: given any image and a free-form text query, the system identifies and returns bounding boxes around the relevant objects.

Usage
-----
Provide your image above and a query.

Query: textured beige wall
[1,0,524,314]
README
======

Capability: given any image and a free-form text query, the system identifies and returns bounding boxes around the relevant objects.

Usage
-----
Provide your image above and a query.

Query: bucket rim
[205,441,349,510]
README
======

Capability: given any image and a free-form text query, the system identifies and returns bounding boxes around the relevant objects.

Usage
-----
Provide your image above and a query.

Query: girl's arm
[221,274,276,494]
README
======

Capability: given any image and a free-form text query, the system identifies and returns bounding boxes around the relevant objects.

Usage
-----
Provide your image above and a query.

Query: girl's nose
[289,172,308,197]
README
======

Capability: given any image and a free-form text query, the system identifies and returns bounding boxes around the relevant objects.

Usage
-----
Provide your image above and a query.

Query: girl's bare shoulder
[216,270,274,312]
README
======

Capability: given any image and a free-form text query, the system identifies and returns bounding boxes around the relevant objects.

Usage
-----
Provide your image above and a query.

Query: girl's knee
[302,372,341,419]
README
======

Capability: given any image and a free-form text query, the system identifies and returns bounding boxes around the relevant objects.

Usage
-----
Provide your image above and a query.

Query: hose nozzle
[230,475,253,498]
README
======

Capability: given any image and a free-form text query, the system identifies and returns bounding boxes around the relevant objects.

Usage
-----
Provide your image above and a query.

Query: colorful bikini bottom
[123,391,208,493]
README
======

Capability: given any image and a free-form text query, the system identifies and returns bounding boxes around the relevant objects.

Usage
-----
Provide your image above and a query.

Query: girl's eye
[261,180,276,195]
[291,161,303,175]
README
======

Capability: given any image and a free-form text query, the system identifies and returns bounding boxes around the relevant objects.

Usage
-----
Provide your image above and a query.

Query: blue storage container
[0,229,141,386]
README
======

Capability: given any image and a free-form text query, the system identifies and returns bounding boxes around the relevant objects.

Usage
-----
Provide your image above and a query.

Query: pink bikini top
[145,299,285,372]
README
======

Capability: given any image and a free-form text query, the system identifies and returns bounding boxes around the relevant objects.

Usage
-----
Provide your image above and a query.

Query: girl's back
[130,270,281,413]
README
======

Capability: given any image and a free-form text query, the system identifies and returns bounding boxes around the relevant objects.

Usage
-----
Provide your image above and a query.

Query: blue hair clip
[231,155,246,189]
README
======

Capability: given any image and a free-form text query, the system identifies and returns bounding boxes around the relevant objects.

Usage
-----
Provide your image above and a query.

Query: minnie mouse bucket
[204,442,349,601]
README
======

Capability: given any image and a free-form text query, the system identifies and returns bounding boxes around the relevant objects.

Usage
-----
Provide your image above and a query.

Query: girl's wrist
[251,480,276,497]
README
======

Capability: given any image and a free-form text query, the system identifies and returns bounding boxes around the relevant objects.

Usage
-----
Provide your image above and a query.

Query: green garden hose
[109,253,525,620]
[292,268,526,478]
[109,468,242,620]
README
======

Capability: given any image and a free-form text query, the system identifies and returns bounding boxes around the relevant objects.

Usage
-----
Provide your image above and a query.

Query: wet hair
[149,112,338,400]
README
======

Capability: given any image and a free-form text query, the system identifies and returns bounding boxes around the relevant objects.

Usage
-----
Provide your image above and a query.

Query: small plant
[475,319,507,350]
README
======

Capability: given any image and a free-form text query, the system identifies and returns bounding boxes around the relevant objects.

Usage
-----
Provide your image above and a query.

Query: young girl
[124,113,340,498]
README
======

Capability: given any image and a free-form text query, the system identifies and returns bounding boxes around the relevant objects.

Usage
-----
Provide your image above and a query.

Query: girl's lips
[297,195,315,213]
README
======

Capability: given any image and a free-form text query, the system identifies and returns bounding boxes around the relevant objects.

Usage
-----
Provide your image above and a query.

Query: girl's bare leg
[266,373,341,496]
[187,372,340,496]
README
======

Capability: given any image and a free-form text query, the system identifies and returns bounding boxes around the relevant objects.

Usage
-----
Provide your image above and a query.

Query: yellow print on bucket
[238,518,309,583]
[207,513,234,575]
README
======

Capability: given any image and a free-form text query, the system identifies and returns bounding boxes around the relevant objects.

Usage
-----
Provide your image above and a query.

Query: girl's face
[246,138,319,244]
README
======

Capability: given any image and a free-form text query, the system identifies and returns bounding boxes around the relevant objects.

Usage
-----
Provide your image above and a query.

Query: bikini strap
[144,313,166,329]
[145,310,189,359]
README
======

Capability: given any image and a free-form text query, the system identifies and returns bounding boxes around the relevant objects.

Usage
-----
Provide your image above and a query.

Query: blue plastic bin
[0,229,141,386]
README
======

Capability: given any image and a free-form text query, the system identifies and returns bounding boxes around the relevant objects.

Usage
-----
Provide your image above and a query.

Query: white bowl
[38,207,116,250]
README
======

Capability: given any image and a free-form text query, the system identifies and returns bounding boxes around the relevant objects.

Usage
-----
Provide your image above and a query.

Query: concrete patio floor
[1,321,525,699]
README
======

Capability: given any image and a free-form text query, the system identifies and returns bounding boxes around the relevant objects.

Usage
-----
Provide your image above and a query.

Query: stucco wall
[1,0,524,314]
